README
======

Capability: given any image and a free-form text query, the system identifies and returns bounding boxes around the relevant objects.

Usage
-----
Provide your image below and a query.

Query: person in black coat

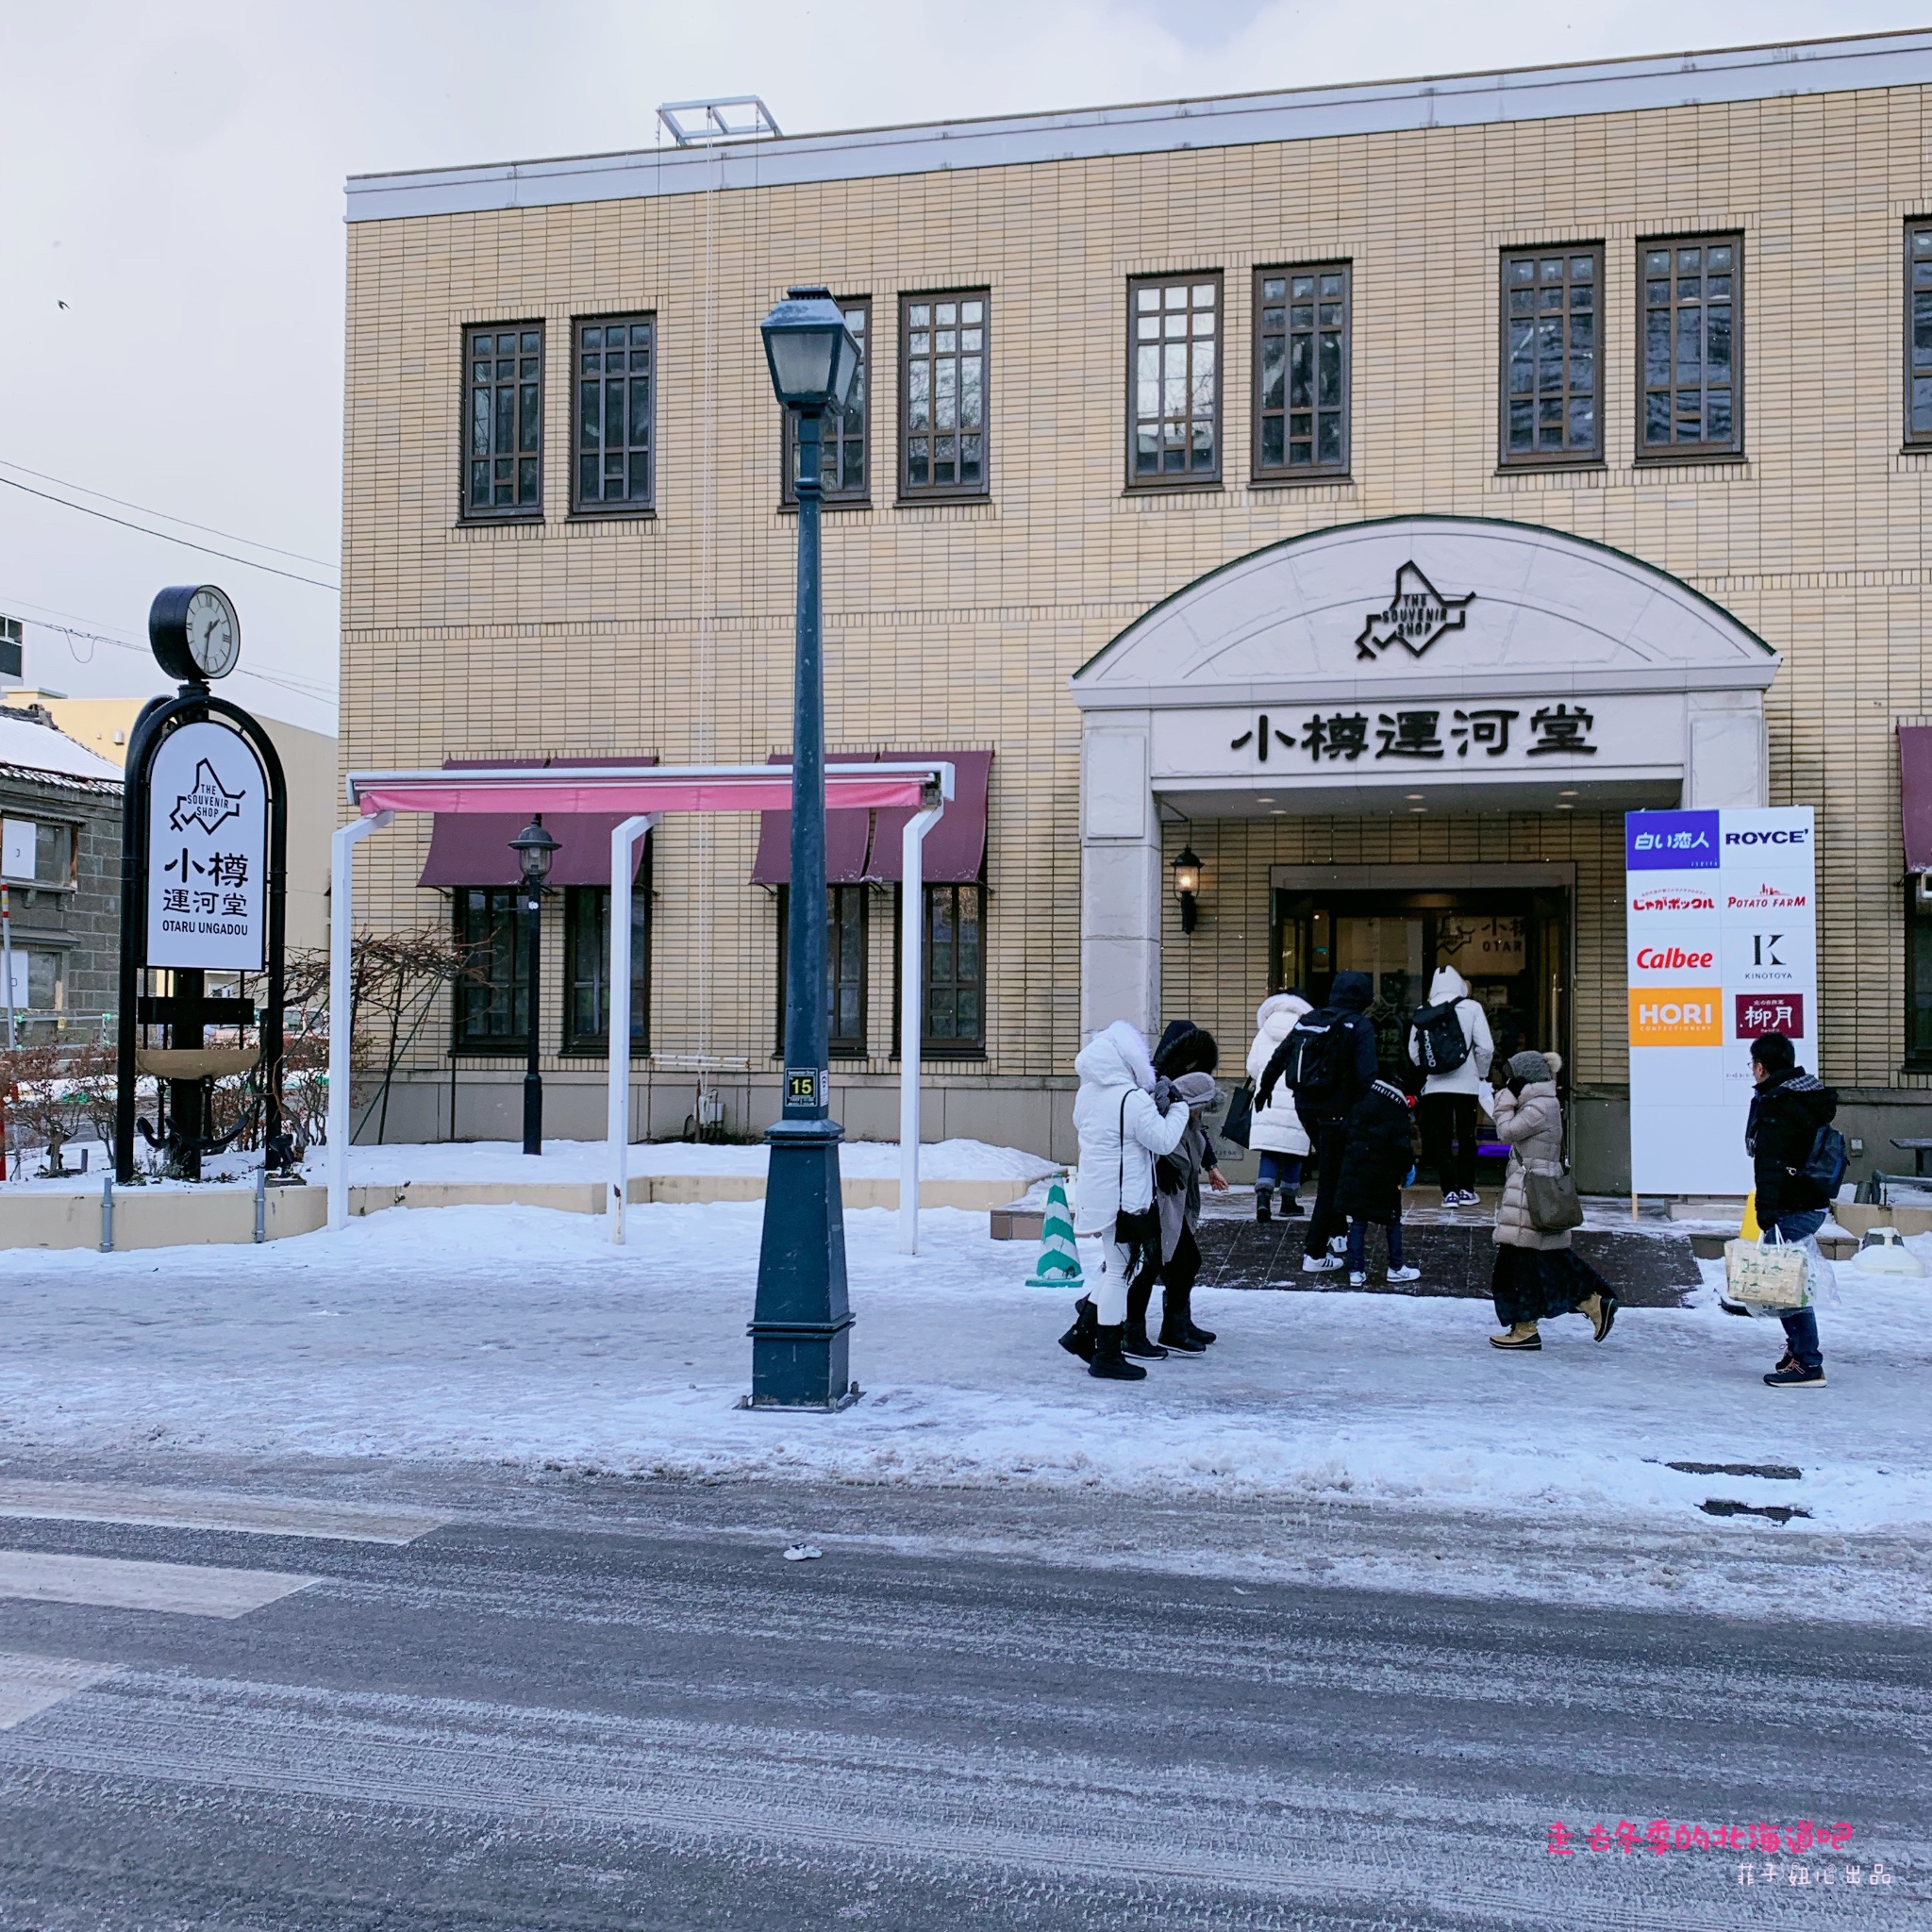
[1336,1077,1422,1286]
[1257,969,1379,1274]
[1744,1031,1840,1388]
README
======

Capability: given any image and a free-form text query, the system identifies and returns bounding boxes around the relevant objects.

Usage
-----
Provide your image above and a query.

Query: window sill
[1122,478,1224,497]
[894,491,992,509]
[558,1043,652,1059]
[455,513,546,531]
[449,1042,538,1058]
[566,508,657,525]
[1632,449,1747,469]
[1248,471,1352,490]
[1494,456,1607,475]
[777,498,874,516]
[910,1046,989,1062]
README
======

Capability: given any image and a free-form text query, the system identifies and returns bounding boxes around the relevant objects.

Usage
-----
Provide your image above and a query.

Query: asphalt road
[0,1473,1924,1931]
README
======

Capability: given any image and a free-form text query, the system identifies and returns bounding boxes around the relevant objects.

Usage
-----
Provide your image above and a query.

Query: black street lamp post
[751,287,863,1409]
[509,817,558,1156]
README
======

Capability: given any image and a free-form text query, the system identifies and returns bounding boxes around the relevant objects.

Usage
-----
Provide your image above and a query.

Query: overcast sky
[2,1,1924,737]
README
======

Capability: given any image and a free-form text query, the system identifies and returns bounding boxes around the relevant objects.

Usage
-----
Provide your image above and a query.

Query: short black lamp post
[508,817,558,1156]
[1173,843,1203,935]
[751,285,863,1409]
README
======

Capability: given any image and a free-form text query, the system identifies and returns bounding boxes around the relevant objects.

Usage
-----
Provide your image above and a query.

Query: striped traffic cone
[1026,1172,1084,1288]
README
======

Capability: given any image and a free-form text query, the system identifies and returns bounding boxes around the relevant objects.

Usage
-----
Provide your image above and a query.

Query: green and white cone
[1026,1172,1084,1288]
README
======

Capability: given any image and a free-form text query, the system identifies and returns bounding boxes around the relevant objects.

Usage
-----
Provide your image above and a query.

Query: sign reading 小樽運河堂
[144,720,268,973]
[1624,806,1818,1197]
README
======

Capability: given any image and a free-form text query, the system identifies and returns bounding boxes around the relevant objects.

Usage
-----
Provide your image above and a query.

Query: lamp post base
[748,1115,855,1409]
[523,1072,542,1157]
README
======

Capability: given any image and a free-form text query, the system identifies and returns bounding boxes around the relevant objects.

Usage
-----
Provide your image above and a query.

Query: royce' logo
[1355,562,1474,661]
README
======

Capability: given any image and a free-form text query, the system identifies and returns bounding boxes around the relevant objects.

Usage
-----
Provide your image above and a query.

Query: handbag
[1724,1232,1813,1309]
[1522,1157,1585,1233]
[1221,1079,1255,1150]
[1111,1093,1160,1275]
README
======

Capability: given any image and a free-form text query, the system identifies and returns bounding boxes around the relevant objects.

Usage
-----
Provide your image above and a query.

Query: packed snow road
[0,1471,1923,1929]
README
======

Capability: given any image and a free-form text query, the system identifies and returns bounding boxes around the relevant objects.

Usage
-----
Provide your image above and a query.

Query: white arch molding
[1069,515,1779,1042]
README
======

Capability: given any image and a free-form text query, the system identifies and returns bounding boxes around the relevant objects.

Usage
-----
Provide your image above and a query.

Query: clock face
[184,587,240,679]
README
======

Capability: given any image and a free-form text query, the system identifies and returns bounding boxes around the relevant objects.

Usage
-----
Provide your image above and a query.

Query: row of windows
[459,224,1932,520]
[451,882,987,1058]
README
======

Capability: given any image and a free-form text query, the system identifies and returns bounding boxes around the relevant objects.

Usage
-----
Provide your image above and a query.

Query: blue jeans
[1769,1209,1826,1369]
[1346,1214,1403,1273]
[1257,1152,1303,1197]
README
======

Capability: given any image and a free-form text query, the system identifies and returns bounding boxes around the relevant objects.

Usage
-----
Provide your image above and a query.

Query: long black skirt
[1491,1244,1608,1325]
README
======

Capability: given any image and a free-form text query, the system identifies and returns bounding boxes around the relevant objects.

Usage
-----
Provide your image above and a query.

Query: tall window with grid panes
[900,294,987,498]
[573,317,654,515]
[1128,275,1220,487]
[786,299,869,503]
[1640,238,1740,457]
[1907,224,1932,445]
[1500,248,1602,464]
[463,325,543,517]
[1254,266,1349,479]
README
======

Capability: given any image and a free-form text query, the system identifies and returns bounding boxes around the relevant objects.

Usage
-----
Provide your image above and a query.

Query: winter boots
[1124,1274,1168,1359]
[1158,1281,1213,1352]
[1578,1291,1618,1342]
[1089,1324,1147,1380]
[1489,1321,1541,1351]
[1256,1191,1273,1224]
[1058,1295,1098,1362]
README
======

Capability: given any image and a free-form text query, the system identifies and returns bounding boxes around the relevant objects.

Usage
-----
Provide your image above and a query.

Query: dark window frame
[1125,271,1224,492]
[0,614,20,681]
[1907,878,1932,1070]
[1252,262,1351,483]
[891,881,986,1059]
[461,322,546,522]
[559,849,653,1058]
[451,886,533,1052]
[1635,232,1744,464]
[773,883,871,1060]
[783,296,871,508]
[897,289,991,504]
[1906,221,1932,448]
[1498,244,1605,469]
[570,312,656,519]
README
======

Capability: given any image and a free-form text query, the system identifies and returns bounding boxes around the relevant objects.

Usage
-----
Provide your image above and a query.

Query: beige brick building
[341,28,1932,1190]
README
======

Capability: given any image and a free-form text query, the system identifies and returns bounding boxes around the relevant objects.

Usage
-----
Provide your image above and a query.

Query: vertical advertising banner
[1626,807,1816,1195]
[144,721,269,973]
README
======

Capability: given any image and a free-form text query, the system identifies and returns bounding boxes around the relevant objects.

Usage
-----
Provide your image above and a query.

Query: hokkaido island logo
[1355,562,1475,661]
[167,758,244,837]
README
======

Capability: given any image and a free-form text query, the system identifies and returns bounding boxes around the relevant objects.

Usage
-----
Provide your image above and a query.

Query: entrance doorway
[1272,889,1569,1080]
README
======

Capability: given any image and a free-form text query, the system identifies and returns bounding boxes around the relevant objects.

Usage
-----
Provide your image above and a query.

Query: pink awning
[417,758,658,888]
[751,753,884,886]
[1904,725,1932,873]
[869,748,991,884]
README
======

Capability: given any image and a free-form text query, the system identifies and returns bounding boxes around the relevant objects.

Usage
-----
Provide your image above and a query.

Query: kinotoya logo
[1354,562,1474,661]
[166,758,244,837]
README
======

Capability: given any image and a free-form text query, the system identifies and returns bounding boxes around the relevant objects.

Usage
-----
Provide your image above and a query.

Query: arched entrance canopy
[329,761,953,1251]
[1068,516,1779,1041]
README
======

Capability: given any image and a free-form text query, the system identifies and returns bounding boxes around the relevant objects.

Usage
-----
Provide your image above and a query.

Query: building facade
[341,29,1932,1189]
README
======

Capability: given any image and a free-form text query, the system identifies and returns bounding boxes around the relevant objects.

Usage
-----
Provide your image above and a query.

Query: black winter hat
[1330,971,1374,1012]
[1154,1020,1219,1076]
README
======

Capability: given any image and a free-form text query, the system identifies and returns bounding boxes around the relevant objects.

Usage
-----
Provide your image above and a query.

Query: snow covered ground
[3,1198,1928,1570]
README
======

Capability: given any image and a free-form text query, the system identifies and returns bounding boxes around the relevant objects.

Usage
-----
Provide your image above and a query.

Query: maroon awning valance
[1904,726,1932,874]
[419,757,657,888]
[749,749,991,886]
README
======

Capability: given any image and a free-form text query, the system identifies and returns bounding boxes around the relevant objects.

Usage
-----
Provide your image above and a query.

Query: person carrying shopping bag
[1246,991,1312,1222]
[1488,1050,1617,1351]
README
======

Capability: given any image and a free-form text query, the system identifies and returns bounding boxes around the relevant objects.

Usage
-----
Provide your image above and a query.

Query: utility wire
[0,474,340,591]
[0,458,340,570]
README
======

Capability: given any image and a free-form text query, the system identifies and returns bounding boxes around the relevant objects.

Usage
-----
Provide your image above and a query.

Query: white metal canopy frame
[329,761,952,1250]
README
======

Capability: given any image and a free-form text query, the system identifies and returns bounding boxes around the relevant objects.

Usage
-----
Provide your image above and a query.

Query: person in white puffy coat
[1246,992,1311,1223]
[1062,1020,1189,1381]
[1406,964,1494,1208]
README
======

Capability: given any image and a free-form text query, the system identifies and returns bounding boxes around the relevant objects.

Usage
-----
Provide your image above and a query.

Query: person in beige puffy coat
[1488,1050,1617,1351]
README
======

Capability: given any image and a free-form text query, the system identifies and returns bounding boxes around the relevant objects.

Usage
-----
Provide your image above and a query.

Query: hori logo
[1354,562,1474,662]
[1628,989,1723,1046]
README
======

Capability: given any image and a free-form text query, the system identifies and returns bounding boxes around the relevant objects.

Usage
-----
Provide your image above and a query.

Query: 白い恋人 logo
[1628,989,1723,1046]
[1626,809,1721,871]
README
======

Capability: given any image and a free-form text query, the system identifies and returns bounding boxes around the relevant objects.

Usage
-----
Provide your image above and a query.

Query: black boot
[1089,1324,1147,1380]
[1256,1191,1273,1224]
[1058,1295,1098,1362]
[1158,1284,1208,1354]
[1123,1272,1167,1358]
[1178,1280,1216,1347]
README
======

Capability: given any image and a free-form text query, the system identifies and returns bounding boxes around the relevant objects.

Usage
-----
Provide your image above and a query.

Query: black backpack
[1409,999,1471,1075]
[1281,1013,1355,1115]
[1796,1124,1849,1193]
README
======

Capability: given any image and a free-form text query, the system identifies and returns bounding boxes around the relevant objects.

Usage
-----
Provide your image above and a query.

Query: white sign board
[144,720,268,972]
[1,817,34,882]
[1625,807,1818,1196]
[5,948,27,1008]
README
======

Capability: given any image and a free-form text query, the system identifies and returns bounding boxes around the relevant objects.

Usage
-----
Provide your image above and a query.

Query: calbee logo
[1724,827,1808,847]
[1634,945,1714,972]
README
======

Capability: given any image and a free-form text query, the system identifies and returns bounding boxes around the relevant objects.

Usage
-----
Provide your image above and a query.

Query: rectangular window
[923,883,984,1055]
[561,876,650,1056]
[0,615,20,681]
[573,315,654,515]
[1255,264,1349,479]
[900,291,988,499]
[1501,246,1602,464]
[453,887,531,1047]
[774,886,870,1058]
[1129,274,1221,486]
[463,324,544,518]
[0,818,71,885]
[3,947,61,1012]
[785,298,869,503]
[1910,882,1932,1066]
[1907,224,1932,445]
[1639,236,1741,458]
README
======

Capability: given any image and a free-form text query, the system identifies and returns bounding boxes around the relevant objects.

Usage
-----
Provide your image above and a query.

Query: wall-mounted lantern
[1172,843,1202,935]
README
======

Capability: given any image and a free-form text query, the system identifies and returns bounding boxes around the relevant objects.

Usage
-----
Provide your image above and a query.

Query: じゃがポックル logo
[1630,891,1715,914]
[166,758,245,837]
[1354,563,1474,661]
[1628,989,1723,1046]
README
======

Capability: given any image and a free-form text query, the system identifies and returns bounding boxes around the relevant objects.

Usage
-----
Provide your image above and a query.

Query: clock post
[114,586,290,1188]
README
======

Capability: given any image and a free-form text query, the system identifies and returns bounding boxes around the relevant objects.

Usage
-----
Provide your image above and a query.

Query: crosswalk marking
[0,1551,317,1620]
[0,1481,441,1546]
[0,1652,116,1731]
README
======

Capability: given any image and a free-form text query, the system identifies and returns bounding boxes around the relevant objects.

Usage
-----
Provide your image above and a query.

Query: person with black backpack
[1257,969,1379,1274]
[1743,1030,1845,1389]
[1407,965,1494,1208]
